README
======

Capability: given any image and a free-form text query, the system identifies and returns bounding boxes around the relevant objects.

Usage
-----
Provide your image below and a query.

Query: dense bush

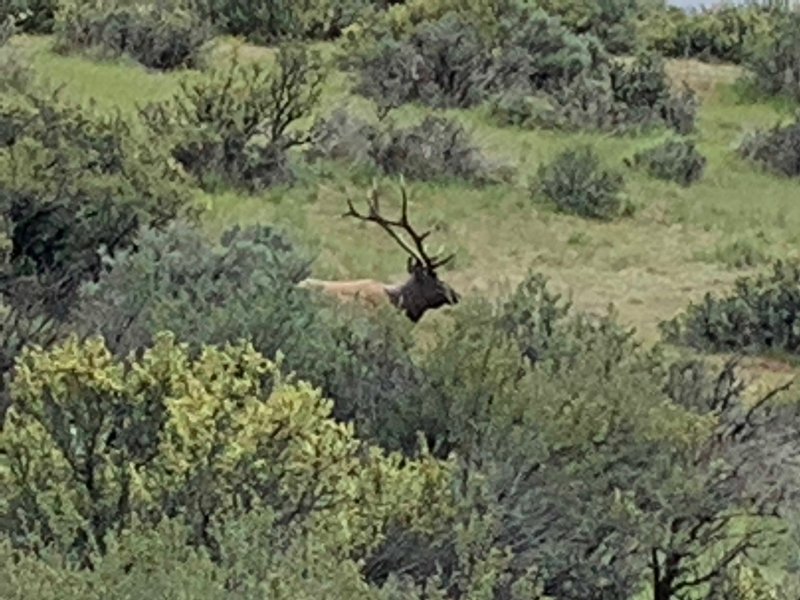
[349,12,495,112]
[71,222,431,453]
[54,0,213,70]
[307,109,513,185]
[139,45,326,192]
[1,332,455,567]
[534,0,641,54]
[661,259,800,355]
[490,52,698,135]
[0,81,194,320]
[627,137,707,186]
[194,0,372,44]
[531,145,630,220]
[0,0,57,34]
[738,115,800,179]
[640,4,780,63]
[744,11,800,101]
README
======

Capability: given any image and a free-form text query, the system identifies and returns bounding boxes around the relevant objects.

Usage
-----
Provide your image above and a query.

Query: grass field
[11,32,800,391]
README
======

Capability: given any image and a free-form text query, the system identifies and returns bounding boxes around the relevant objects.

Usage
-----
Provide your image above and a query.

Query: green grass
[12,33,800,381]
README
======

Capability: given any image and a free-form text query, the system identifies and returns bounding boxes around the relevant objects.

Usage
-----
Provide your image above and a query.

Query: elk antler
[343,177,454,271]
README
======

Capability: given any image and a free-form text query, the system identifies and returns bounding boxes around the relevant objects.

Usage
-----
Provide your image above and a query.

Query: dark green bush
[194,0,371,44]
[139,45,326,192]
[531,145,629,220]
[0,0,57,34]
[0,82,195,320]
[627,137,707,186]
[661,259,800,355]
[54,0,213,71]
[307,109,514,185]
[738,115,800,179]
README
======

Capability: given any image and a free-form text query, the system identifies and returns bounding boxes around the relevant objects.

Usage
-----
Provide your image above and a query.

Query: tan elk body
[297,180,460,322]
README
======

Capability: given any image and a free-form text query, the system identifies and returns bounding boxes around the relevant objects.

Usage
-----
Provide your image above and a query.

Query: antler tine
[342,180,423,262]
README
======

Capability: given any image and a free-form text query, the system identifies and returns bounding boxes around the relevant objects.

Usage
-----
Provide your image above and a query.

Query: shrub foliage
[627,137,707,186]
[308,108,513,184]
[662,259,800,355]
[54,0,213,70]
[739,114,800,179]
[532,145,629,220]
[139,45,326,192]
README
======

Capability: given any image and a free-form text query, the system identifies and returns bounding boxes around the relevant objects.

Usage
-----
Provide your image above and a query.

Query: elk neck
[384,278,425,322]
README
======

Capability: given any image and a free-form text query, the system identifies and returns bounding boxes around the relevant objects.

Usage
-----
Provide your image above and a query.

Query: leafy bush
[531,145,629,220]
[661,259,800,355]
[627,137,707,186]
[349,12,495,112]
[0,82,194,320]
[492,52,697,135]
[535,0,642,55]
[195,0,373,44]
[738,115,800,179]
[1,332,455,565]
[54,0,213,70]
[745,11,800,101]
[307,109,513,185]
[139,45,326,192]
[71,222,431,453]
[640,4,780,64]
[0,0,57,34]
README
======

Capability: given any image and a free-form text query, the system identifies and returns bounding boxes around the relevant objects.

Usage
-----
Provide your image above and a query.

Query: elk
[298,179,461,322]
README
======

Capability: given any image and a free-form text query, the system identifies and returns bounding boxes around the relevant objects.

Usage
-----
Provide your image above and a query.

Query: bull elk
[298,179,461,322]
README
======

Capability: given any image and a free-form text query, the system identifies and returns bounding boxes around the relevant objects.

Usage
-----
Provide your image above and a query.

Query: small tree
[139,45,326,191]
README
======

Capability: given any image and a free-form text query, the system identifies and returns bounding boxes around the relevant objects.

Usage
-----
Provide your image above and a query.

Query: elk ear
[406,256,416,273]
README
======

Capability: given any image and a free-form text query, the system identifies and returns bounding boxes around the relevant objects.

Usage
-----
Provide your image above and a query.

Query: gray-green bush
[738,115,800,179]
[532,145,630,220]
[55,0,213,70]
[627,137,707,186]
[307,109,513,184]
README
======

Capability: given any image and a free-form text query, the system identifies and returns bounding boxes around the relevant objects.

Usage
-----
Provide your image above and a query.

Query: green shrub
[533,0,641,54]
[307,109,514,184]
[350,12,495,112]
[491,54,698,135]
[0,0,57,34]
[139,45,326,192]
[54,0,213,70]
[627,137,707,186]
[738,115,800,179]
[743,10,800,101]
[531,145,629,220]
[661,259,800,355]
[1,331,455,564]
[640,4,780,64]
[0,82,195,320]
[195,0,372,44]
[72,222,431,453]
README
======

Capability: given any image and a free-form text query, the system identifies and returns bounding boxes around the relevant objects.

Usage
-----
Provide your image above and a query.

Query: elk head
[344,178,461,322]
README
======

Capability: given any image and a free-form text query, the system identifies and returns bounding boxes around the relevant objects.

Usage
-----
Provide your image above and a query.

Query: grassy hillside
[11,32,800,384]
